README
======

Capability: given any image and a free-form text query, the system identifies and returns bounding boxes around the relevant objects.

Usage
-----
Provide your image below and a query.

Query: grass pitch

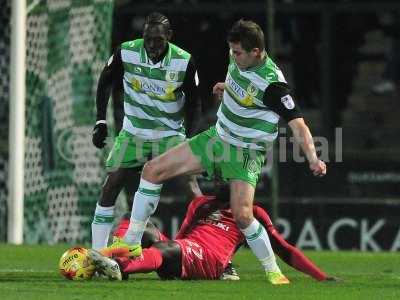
[0,244,399,300]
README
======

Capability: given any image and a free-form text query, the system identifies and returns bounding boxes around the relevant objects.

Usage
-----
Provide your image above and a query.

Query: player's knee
[231,201,253,228]
[142,160,163,183]
[232,209,253,229]
[99,174,124,206]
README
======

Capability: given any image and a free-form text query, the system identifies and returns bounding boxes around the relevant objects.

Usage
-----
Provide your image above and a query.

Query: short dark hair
[144,12,171,32]
[227,19,265,52]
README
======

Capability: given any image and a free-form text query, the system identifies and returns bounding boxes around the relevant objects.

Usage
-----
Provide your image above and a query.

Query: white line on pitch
[0,269,54,273]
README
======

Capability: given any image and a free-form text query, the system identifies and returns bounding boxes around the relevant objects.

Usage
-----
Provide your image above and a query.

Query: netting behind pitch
[24,0,114,243]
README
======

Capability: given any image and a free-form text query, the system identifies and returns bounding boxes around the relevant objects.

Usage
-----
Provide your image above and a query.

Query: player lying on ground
[112,214,240,281]
[102,18,327,284]
[90,192,333,282]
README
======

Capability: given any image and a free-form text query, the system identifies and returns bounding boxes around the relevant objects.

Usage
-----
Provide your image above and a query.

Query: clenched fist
[212,82,225,100]
[92,123,108,149]
[309,160,327,177]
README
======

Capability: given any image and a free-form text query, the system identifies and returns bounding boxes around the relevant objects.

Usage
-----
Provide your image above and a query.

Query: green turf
[0,244,399,300]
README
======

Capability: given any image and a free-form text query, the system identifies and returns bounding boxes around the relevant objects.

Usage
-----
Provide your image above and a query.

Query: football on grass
[58,247,95,280]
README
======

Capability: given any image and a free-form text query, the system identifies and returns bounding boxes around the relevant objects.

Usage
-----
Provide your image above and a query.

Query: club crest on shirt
[166,70,178,82]
[247,83,258,97]
[281,94,295,110]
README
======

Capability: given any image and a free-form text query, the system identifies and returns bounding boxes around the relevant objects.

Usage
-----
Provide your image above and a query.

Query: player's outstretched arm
[253,205,329,281]
[260,83,326,177]
[288,118,327,177]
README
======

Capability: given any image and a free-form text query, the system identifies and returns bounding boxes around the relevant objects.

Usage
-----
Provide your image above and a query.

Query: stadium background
[1,0,399,251]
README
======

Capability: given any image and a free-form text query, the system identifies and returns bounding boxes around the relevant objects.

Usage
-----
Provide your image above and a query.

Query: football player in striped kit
[91,12,201,252]
[105,19,326,285]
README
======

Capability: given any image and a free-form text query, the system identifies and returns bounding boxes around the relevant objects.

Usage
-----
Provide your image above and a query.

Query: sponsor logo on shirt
[199,212,231,232]
[226,74,255,107]
[226,75,246,99]
[131,78,166,95]
[131,78,142,92]
[281,94,295,110]
[130,77,178,101]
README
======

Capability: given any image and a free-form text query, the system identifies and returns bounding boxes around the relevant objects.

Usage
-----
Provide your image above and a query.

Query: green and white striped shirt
[120,39,191,140]
[216,53,287,151]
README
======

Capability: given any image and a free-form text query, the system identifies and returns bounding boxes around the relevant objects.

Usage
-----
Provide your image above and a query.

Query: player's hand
[212,82,225,100]
[92,123,108,149]
[309,159,326,177]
